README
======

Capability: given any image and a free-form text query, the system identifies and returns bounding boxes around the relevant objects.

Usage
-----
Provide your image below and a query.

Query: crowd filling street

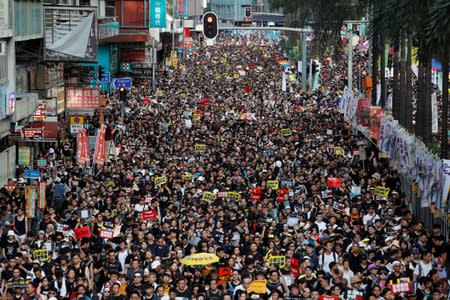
[0,34,448,300]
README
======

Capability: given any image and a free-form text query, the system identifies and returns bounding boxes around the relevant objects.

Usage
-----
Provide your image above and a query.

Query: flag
[93,125,106,167]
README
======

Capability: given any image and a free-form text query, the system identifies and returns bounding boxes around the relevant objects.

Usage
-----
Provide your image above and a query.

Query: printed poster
[369,106,383,141]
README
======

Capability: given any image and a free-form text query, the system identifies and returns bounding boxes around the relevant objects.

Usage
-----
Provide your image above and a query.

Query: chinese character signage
[8,92,15,115]
[176,0,186,17]
[66,88,99,109]
[150,0,166,28]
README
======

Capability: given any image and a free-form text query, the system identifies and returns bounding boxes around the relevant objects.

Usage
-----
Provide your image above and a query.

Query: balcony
[99,20,119,40]
[13,93,39,122]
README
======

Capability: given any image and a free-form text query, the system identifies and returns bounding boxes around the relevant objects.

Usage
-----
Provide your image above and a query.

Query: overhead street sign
[111,77,132,90]
[100,72,111,84]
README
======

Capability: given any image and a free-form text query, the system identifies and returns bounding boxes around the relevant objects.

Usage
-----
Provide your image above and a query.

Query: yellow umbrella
[180,253,220,266]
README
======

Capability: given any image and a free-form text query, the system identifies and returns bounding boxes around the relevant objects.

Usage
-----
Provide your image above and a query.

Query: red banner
[93,125,106,167]
[66,88,99,109]
[218,267,232,284]
[356,98,370,127]
[77,129,90,165]
[74,226,91,240]
[327,178,342,189]
[369,106,383,142]
[141,210,157,221]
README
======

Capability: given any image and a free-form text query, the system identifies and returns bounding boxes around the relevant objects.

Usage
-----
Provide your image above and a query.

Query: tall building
[0,0,18,183]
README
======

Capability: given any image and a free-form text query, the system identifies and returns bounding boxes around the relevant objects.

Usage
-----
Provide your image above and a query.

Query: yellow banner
[32,249,49,262]
[195,144,206,154]
[267,256,286,268]
[202,192,217,204]
[248,280,267,294]
[192,113,201,121]
[226,192,241,202]
[374,186,390,197]
[280,128,292,137]
[154,176,167,187]
[334,147,345,156]
[182,173,193,181]
[266,180,279,190]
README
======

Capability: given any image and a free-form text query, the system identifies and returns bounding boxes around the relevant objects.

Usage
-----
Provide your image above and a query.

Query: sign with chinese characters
[176,0,186,17]
[22,127,44,140]
[66,88,99,109]
[8,92,15,115]
[150,0,166,28]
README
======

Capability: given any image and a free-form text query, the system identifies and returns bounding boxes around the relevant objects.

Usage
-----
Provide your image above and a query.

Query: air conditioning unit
[0,41,7,56]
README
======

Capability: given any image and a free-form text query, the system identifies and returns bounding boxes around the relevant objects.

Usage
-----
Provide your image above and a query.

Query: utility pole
[301,32,307,91]
[172,1,176,51]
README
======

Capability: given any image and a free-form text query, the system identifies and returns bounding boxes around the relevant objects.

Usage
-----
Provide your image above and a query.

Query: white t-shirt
[414,261,434,278]
[321,252,338,274]
[363,213,380,225]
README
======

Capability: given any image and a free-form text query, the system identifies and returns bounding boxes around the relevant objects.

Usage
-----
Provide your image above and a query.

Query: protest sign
[327,178,342,189]
[154,176,167,187]
[32,249,49,262]
[74,226,91,240]
[226,191,241,202]
[266,180,279,190]
[202,192,217,204]
[195,144,206,154]
[375,186,390,197]
[218,267,232,284]
[141,210,157,221]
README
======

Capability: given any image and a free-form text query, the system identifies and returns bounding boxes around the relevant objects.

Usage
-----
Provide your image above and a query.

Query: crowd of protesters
[0,33,448,300]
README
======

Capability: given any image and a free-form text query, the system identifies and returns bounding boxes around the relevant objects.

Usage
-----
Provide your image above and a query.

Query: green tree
[424,0,450,158]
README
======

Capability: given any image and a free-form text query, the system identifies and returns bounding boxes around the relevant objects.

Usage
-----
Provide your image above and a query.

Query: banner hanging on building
[150,0,166,28]
[93,125,106,167]
[43,6,97,62]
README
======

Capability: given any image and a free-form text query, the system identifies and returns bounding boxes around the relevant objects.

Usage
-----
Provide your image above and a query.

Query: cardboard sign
[327,178,342,189]
[195,144,206,154]
[202,192,217,204]
[74,226,91,240]
[99,229,114,239]
[390,278,412,295]
[248,280,267,294]
[32,249,49,262]
[141,210,157,221]
[333,147,345,156]
[218,267,232,284]
[375,186,390,197]
[154,176,167,187]
[55,223,69,232]
[281,128,292,137]
[266,180,279,190]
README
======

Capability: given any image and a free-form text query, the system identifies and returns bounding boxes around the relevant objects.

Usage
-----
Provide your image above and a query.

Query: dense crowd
[0,34,448,300]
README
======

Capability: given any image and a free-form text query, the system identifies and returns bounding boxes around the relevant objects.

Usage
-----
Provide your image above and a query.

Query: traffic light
[245,7,251,18]
[119,86,127,101]
[203,12,218,39]
[98,66,104,80]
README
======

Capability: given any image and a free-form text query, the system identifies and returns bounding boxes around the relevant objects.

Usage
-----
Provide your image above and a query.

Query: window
[0,40,8,82]
[105,0,115,17]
